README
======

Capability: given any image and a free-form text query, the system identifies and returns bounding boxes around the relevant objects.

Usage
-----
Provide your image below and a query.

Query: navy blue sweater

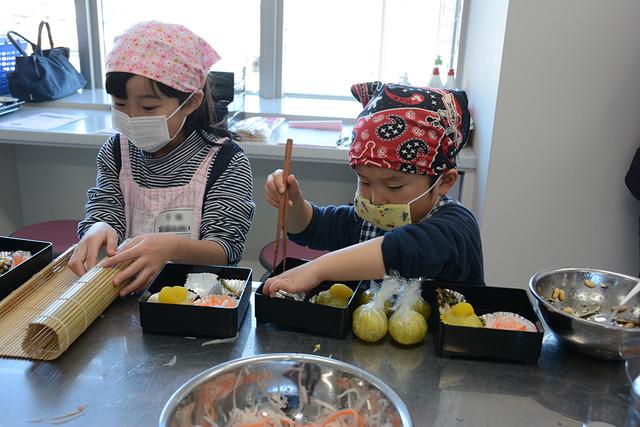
[289,199,484,285]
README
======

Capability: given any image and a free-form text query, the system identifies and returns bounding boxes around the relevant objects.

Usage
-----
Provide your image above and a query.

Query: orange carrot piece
[321,409,365,427]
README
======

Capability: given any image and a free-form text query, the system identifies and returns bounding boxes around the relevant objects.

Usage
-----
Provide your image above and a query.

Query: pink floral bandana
[105,21,220,93]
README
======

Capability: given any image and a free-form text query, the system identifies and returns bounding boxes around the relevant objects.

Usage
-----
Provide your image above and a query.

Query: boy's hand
[262,261,322,297]
[265,169,303,209]
[102,233,179,296]
[68,222,118,276]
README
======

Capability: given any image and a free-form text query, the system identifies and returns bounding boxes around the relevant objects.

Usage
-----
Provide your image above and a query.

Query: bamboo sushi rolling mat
[0,245,131,361]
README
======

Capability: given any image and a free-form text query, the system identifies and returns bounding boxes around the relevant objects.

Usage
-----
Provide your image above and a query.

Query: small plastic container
[444,68,458,89]
[428,55,444,89]
[424,282,544,364]
[254,258,363,338]
[0,236,53,301]
[428,67,443,89]
[139,263,252,338]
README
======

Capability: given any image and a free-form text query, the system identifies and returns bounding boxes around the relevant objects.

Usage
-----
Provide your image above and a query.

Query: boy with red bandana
[263,82,483,297]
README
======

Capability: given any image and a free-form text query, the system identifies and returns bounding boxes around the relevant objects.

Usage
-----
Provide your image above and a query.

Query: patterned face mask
[354,176,442,231]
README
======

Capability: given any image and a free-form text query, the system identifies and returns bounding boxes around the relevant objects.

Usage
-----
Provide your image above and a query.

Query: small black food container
[0,236,53,301]
[255,258,363,338]
[139,263,252,338]
[423,283,544,364]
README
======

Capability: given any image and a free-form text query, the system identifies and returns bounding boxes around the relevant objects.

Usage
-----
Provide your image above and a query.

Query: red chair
[258,239,328,272]
[11,220,80,257]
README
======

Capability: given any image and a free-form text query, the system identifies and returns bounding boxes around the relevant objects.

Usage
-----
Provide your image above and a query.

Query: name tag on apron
[154,208,194,237]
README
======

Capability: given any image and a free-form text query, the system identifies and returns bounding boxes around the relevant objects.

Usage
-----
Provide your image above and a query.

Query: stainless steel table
[0,287,631,426]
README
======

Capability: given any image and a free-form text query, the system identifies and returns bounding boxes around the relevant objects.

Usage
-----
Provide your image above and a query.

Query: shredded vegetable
[177,363,397,427]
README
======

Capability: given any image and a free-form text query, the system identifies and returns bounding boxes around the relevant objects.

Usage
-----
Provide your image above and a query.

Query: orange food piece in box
[486,316,531,331]
[194,294,237,308]
[11,253,29,267]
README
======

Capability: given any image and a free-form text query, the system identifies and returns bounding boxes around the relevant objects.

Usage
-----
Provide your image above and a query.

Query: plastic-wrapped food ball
[358,289,376,306]
[389,309,427,345]
[352,303,388,342]
[412,296,432,320]
[357,288,393,313]
[328,283,353,300]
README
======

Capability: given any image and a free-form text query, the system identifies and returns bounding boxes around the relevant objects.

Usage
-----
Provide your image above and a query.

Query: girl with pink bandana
[69,21,255,296]
[263,82,483,297]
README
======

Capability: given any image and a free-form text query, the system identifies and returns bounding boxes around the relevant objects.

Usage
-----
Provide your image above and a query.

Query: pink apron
[119,137,218,239]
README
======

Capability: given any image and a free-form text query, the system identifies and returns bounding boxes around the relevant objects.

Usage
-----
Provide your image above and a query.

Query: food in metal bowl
[160,353,412,426]
[529,267,640,359]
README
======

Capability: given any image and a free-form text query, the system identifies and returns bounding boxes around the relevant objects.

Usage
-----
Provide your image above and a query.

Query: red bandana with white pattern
[348,82,470,176]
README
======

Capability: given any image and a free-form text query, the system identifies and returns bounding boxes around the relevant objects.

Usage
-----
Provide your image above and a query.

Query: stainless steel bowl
[160,353,412,427]
[529,267,640,359]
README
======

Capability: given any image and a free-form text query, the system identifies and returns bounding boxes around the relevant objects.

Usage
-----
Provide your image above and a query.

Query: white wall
[467,0,640,287]
[457,0,509,222]
[15,146,98,225]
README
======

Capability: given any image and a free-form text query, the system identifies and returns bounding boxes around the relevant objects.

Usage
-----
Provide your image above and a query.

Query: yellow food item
[389,309,428,345]
[412,296,432,320]
[315,290,332,305]
[352,303,388,342]
[329,283,353,300]
[314,290,348,308]
[326,297,348,308]
[441,302,483,328]
[358,289,376,306]
[158,286,190,304]
[357,288,394,315]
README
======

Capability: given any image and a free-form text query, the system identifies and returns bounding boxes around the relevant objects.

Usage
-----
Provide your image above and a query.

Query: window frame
[76,0,464,100]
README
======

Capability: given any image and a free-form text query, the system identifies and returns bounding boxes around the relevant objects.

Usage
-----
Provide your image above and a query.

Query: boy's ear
[436,169,459,195]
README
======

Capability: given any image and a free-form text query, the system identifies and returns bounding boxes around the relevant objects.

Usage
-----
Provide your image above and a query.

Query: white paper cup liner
[437,288,466,315]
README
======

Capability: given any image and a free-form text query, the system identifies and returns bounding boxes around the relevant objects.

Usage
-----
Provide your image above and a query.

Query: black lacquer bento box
[423,283,545,364]
[0,236,53,301]
[139,263,252,338]
[254,258,364,338]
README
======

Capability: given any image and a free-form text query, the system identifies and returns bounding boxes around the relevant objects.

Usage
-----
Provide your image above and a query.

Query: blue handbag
[6,22,86,102]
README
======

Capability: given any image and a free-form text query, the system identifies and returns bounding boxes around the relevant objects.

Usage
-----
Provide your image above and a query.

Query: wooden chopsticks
[273,138,293,272]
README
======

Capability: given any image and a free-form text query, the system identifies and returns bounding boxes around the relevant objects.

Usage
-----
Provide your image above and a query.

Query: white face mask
[111,91,195,153]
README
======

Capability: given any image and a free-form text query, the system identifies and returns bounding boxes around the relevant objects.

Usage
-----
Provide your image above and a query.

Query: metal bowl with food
[529,267,640,359]
[160,353,413,427]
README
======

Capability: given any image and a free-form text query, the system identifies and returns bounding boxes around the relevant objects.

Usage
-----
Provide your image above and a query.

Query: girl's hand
[262,261,323,297]
[68,222,118,276]
[264,169,303,209]
[102,233,179,296]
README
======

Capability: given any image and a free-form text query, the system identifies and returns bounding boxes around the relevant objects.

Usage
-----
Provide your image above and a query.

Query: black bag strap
[37,21,55,51]
[6,31,36,56]
[204,136,243,195]
[112,132,243,196]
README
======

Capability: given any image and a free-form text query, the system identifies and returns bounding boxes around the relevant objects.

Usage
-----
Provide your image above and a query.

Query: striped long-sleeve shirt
[78,130,255,264]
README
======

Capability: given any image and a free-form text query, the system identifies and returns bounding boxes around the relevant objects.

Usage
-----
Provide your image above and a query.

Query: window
[282,0,463,97]
[1,1,80,70]
[2,0,463,102]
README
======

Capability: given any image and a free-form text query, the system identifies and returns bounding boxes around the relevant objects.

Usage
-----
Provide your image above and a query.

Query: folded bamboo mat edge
[0,245,130,361]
